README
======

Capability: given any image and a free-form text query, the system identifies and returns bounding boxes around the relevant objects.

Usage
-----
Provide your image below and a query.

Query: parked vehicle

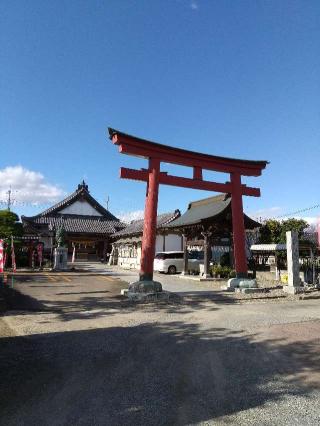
[154,251,204,274]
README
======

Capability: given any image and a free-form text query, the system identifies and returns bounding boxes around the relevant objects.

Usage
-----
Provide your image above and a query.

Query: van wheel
[168,265,176,274]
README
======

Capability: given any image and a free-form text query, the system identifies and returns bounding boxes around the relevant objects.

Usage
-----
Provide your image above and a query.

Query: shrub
[229,269,236,278]
[211,265,235,278]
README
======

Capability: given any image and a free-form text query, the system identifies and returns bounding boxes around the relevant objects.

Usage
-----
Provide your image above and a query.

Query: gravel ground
[1,265,320,425]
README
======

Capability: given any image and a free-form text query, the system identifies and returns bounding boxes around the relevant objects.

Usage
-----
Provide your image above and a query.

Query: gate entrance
[108,128,268,282]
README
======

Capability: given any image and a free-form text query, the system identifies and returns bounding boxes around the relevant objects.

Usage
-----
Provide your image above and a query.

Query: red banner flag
[37,243,43,268]
[0,239,3,273]
[11,236,16,273]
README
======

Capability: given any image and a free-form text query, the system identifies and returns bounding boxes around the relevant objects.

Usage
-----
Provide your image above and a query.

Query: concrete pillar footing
[283,285,303,295]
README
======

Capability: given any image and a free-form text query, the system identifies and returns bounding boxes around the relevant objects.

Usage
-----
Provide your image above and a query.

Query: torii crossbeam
[108,128,268,288]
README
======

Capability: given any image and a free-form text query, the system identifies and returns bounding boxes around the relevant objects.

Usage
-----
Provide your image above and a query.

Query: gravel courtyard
[1,266,320,425]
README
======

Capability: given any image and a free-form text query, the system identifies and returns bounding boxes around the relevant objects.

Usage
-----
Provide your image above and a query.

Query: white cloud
[0,166,65,206]
[117,210,144,224]
[190,1,198,10]
[302,217,318,227]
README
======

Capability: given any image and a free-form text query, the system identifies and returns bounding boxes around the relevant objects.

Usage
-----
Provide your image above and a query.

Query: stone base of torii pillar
[121,280,172,301]
[227,277,258,290]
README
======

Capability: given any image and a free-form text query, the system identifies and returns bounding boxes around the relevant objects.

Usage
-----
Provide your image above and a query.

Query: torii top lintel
[108,128,268,177]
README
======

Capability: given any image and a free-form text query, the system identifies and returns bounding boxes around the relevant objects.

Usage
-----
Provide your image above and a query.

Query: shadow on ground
[1,321,319,425]
[1,280,237,321]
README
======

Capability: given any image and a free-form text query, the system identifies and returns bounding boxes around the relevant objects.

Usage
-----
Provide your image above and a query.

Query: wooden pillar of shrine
[102,239,108,263]
[181,233,189,275]
[202,231,212,278]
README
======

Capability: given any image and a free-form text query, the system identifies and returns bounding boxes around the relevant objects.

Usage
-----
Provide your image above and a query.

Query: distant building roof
[23,215,123,235]
[22,181,124,236]
[32,180,119,220]
[166,194,260,230]
[114,210,181,238]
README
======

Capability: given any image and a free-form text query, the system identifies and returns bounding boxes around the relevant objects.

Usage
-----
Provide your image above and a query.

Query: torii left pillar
[129,158,163,294]
[140,158,160,282]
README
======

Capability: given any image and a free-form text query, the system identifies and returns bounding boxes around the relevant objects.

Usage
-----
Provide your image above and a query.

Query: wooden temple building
[165,193,261,277]
[22,181,124,263]
[110,210,181,269]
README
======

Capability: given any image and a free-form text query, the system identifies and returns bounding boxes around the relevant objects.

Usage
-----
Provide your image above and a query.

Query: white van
[154,251,203,274]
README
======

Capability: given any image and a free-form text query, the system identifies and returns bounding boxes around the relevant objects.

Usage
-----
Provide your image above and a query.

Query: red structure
[109,128,268,281]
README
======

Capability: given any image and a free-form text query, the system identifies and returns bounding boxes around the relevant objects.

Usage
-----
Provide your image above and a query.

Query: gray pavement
[105,264,228,294]
[1,266,320,425]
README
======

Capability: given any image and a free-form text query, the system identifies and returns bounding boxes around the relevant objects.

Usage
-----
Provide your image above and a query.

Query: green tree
[55,225,66,247]
[0,210,23,239]
[0,210,23,268]
[259,218,308,244]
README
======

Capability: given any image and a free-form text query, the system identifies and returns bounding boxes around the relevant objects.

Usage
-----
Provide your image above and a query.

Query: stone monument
[283,230,301,294]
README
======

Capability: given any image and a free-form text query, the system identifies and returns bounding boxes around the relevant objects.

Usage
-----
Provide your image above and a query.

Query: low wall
[117,257,140,270]
[256,270,277,284]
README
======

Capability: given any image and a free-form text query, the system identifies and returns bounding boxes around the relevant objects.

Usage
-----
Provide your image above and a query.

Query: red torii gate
[108,128,268,285]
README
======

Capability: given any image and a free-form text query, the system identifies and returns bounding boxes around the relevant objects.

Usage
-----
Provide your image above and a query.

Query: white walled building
[110,210,182,269]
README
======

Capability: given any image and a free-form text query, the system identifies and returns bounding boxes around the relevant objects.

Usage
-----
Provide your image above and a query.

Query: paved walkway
[103,264,228,295]
[67,261,227,295]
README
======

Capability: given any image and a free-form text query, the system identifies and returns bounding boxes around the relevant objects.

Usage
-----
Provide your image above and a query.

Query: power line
[275,203,320,219]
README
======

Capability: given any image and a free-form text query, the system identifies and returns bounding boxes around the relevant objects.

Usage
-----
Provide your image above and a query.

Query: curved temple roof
[22,181,124,236]
[114,210,181,238]
[166,194,260,230]
[32,180,119,221]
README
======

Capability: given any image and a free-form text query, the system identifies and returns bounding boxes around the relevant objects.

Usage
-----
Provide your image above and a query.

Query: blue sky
[1,0,319,222]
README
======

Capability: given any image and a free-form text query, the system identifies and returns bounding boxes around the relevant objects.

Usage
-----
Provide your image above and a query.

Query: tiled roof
[167,194,260,230]
[21,181,124,236]
[33,181,119,221]
[23,215,124,235]
[114,210,181,238]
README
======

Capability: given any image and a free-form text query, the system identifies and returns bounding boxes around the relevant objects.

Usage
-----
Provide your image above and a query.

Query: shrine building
[22,181,124,262]
[165,193,261,277]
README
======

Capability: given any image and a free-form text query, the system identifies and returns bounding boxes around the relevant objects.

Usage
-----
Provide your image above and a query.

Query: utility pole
[7,189,12,211]
[106,195,110,210]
